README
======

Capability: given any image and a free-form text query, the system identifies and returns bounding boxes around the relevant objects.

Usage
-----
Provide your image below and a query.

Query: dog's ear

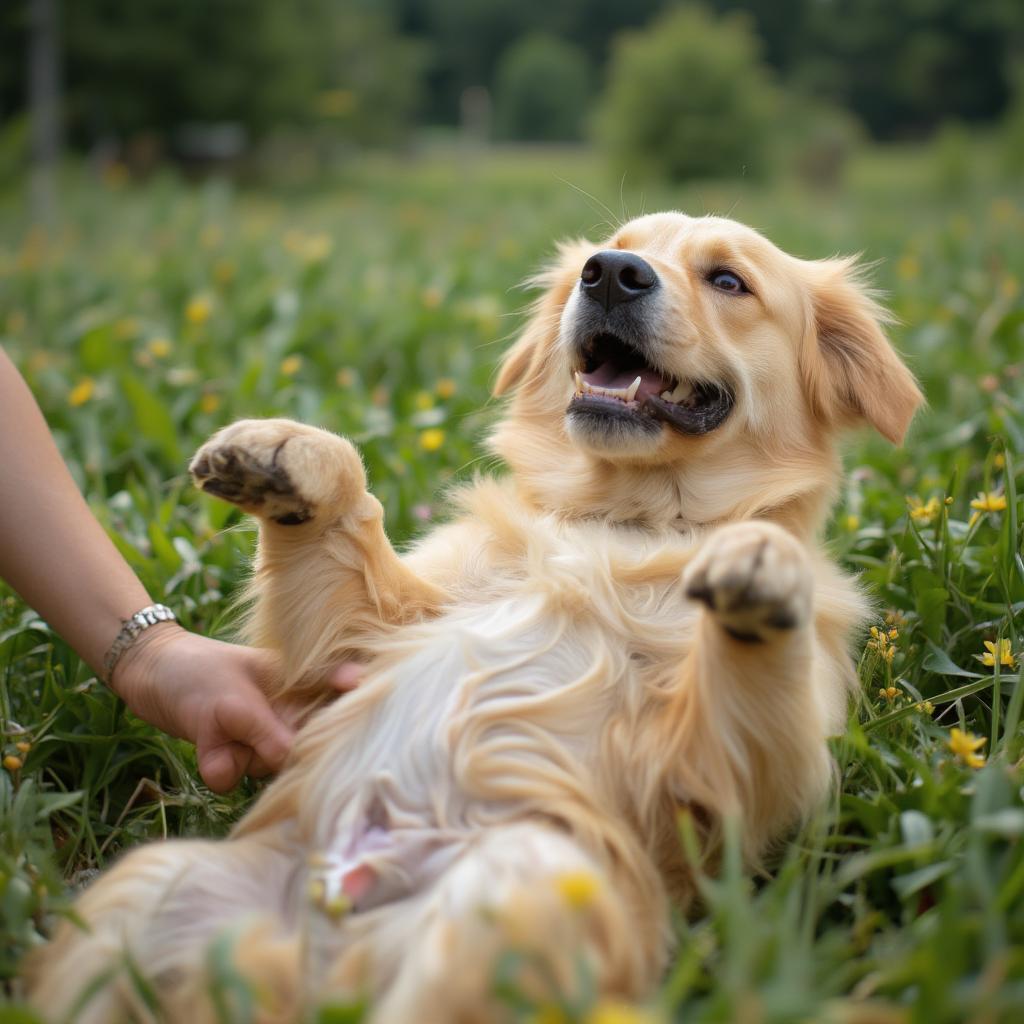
[801,258,923,445]
[493,239,594,397]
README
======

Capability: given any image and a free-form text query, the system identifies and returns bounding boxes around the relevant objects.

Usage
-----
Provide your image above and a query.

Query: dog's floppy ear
[493,239,594,397]
[801,258,923,445]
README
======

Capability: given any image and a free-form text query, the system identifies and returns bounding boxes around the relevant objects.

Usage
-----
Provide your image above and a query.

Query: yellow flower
[15,741,31,754]
[419,428,445,452]
[414,390,434,411]
[213,259,236,286]
[113,317,140,340]
[907,495,940,525]
[970,491,1007,514]
[994,452,1006,470]
[147,337,172,358]
[867,625,897,663]
[527,1005,569,1024]
[185,294,213,326]
[3,755,23,772]
[915,700,935,715]
[280,355,303,377]
[584,1001,661,1024]
[436,378,457,400]
[878,685,899,702]
[68,378,95,407]
[199,392,221,414]
[948,727,986,769]
[897,254,920,281]
[554,870,601,910]
[844,514,860,531]
[980,639,1016,669]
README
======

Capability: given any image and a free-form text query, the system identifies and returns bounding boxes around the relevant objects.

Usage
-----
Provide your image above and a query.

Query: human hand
[111,626,360,792]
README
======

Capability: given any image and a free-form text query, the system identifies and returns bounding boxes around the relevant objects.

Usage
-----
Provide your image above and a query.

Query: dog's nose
[580,251,658,312]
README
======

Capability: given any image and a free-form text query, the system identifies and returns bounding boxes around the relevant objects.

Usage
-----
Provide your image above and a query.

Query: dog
[28,212,922,1022]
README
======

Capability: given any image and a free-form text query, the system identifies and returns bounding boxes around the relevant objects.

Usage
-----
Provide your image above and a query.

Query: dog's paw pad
[684,521,812,642]
[190,424,314,524]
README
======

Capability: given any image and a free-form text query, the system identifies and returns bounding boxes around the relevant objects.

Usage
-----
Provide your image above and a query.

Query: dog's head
[491,212,923,527]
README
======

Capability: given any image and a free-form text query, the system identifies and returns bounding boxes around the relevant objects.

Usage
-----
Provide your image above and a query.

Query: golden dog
[29,212,922,1022]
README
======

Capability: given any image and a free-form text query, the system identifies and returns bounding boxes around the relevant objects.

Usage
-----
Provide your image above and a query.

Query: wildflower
[213,259,236,286]
[113,317,139,341]
[336,368,355,388]
[15,741,31,754]
[994,452,1006,470]
[897,254,920,281]
[970,491,1007,514]
[199,392,221,414]
[421,286,443,310]
[867,625,897,663]
[979,374,999,393]
[68,378,95,407]
[585,1001,661,1024]
[414,390,434,411]
[948,727,986,769]
[147,337,172,359]
[885,609,908,628]
[528,1006,569,1024]
[3,755,23,772]
[907,495,940,525]
[419,428,445,452]
[979,639,1016,670]
[302,233,332,263]
[185,295,213,326]
[844,514,860,531]
[412,504,432,522]
[200,225,223,249]
[280,355,303,377]
[554,870,600,910]
[436,378,457,399]
[878,685,899,702]
[915,701,935,715]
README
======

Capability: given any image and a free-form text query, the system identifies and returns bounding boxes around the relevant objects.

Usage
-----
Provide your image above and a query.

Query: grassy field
[1,146,1024,1022]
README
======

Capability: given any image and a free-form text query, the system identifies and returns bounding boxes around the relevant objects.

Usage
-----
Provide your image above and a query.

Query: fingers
[327,661,366,692]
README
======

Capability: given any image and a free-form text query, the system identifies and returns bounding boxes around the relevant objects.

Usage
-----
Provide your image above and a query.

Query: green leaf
[120,373,183,466]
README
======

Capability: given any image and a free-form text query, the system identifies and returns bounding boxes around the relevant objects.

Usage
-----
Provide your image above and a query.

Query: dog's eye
[708,270,748,294]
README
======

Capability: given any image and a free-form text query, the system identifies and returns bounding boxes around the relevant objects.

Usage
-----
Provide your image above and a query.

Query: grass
[1,144,1023,1021]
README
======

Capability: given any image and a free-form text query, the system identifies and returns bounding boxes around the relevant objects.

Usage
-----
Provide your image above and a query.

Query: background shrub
[594,5,779,182]
[493,34,592,142]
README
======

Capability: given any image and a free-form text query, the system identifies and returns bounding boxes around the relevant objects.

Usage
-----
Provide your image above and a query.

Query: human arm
[0,348,338,790]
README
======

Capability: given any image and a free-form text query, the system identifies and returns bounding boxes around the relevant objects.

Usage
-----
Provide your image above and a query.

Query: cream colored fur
[26,212,922,1023]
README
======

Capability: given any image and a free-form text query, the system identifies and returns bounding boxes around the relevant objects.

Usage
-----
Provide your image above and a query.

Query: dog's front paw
[190,419,365,526]
[683,521,812,642]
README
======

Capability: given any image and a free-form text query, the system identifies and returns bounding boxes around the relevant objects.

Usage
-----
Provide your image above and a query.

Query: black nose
[580,250,658,312]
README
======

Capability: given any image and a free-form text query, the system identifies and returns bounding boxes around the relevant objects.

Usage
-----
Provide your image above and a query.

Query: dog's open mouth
[568,332,734,436]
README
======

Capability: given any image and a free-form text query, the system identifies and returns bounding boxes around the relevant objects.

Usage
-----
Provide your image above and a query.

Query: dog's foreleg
[673,520,834,859]
[190,419,446,699]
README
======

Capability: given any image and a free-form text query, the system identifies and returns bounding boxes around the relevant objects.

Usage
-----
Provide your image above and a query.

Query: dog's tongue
[582,364,669,400]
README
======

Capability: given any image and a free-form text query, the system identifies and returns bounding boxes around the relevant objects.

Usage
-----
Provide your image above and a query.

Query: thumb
[214,692,295,774]
[197,740,251,794]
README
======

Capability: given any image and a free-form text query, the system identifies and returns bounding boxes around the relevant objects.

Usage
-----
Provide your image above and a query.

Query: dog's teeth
[668,380,695,403]
[574,371,583,396]
[581,379,595,394]
[625,376,641,402]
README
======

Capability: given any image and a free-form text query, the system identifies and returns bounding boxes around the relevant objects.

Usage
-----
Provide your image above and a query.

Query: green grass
[1,145,1023,1021]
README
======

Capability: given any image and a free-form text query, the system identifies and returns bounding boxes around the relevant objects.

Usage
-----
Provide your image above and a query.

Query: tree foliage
[595,6,779,182]
[493,34,591,142]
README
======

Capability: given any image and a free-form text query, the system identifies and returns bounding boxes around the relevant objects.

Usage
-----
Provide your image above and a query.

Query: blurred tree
[30,0,424,158]
[595,5,779,182]
[493,34,591,141]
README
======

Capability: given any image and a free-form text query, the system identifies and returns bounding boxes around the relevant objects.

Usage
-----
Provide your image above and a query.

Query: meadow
[1,146,1023,1022]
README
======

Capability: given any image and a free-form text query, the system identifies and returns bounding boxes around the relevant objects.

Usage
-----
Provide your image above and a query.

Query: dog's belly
[291,578,692,922]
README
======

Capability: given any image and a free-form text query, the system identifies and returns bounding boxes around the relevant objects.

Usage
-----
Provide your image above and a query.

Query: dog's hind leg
[330,821,660,1024]
[26,835,301,1023]
[190,419,446,705]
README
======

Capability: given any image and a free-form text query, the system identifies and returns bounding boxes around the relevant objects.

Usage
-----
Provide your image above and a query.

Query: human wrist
[107,619,186,718]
